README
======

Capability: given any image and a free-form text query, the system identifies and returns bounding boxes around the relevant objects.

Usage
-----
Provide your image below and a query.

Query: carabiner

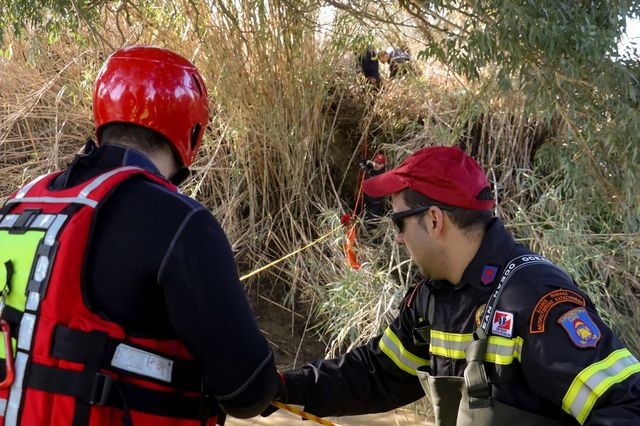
[0,319,14,388]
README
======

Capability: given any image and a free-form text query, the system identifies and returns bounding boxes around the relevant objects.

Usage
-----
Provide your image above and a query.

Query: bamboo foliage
[1,0,639,362]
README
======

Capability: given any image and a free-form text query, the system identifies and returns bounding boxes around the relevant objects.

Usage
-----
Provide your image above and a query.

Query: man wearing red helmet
[0,46,281,425]
[266,146,640,425]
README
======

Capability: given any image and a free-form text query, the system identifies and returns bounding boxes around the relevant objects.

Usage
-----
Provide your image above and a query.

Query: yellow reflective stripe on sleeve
[484,336,523,365]
[379,327,429,376]
[430,330,472,359]
[430,330,522,365]
[562,348,640,424]
[431,330,473,343]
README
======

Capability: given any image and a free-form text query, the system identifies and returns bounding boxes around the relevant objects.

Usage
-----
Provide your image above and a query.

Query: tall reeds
[1,0,638,371]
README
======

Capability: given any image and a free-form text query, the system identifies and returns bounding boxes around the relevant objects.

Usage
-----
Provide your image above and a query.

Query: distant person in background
[380,47,414,79]
[359,153,386,229]
[356,46,382,88]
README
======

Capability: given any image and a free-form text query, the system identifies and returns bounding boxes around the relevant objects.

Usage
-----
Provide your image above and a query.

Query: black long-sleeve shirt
[284,219,640,424]
[363,166,386,218]
[51,141,279,418]
[356,49,381,84]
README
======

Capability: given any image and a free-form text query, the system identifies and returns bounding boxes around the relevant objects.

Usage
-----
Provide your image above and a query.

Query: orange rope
[352,170,366,218]
[343,222,361,270]
[353,132,369,218]
[341,130,371,270]
[271,401,340,426]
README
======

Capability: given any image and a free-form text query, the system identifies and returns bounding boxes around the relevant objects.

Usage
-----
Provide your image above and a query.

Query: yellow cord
[241,225,345,425]
[239,225,342,282]
[271,401,340,426]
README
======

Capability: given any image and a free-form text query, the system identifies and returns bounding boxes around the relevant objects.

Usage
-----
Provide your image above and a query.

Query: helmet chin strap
[170,167,190,186]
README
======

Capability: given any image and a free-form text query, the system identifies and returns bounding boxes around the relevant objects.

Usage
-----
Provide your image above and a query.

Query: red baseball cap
[373,153,386,164]
[362,146,494,210]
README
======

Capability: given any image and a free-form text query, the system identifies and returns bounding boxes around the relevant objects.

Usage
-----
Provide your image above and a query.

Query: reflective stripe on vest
[379,327,429,376]
[6,166,144,209]
[0,206,69,426]
[6,352,29,425]
[14,174,48,199]
[430,330,524,366]
[562,348,640,424]
[6,197,98,208]
[1,167,211,425]
[0,214,56,229]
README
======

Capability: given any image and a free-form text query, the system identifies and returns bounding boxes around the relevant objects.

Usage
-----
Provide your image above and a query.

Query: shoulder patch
[530,289,585,334]
[480,265,499,285]
[492,310,514,338]
[558,307,601,348]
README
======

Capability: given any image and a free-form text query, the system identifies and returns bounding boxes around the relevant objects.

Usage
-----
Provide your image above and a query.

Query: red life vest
[0,167,220,425]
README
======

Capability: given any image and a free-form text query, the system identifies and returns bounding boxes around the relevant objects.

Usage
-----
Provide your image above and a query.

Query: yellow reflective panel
[430,330,522,365]
[0,229,45,358]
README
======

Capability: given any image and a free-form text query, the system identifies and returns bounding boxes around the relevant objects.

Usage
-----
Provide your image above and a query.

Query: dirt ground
[249,291,327,370]
[226,409,432,425]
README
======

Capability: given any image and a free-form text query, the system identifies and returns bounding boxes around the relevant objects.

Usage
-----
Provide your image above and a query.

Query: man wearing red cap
[358,153,387,230]
[267,146,640,425]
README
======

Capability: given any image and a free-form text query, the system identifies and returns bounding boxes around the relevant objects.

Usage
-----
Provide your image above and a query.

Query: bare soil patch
[251,292,327,370]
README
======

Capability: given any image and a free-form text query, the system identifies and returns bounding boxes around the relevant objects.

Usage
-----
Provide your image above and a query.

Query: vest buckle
[464,337,491,409]
[89,372,113,405]
[465,361,491,408]
[9,209,41,234]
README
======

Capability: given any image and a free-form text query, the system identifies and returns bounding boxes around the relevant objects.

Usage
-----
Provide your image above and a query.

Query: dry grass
[1,0,638,387]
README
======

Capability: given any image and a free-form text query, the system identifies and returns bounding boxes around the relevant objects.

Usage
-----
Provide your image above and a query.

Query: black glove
[358,160,372,170]
[260,373,289,417]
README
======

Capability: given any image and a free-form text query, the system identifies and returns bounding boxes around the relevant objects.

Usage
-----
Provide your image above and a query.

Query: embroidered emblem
[530,289,585,334]
[475,304,486,327]
[492,310,514,338]
[480,265,499,285]
[558,307,601,348]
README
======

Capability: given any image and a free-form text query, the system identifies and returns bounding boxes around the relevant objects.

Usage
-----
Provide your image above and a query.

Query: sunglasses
[391,204,455,233]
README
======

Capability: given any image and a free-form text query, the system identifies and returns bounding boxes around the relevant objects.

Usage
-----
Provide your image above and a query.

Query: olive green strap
[464,329,490,408]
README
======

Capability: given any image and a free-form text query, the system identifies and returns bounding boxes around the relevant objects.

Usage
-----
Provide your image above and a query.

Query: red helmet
[373,153,386,164]
[93,46,209,167]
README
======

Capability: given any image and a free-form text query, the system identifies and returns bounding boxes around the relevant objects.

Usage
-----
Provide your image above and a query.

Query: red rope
[341,133,370,270]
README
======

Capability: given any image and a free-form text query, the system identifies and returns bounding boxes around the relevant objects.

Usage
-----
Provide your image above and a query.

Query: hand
[261,373,289,417]
[358,160,372,170]
[260,403,280,417]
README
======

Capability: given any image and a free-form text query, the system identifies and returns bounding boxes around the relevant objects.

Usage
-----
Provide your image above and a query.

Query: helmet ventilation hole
[191,74,203,97]
[191,123,201,150]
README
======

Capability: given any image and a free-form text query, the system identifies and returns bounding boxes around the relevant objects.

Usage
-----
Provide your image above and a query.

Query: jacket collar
[52,140,165,189]
[458,218,517,291]
[427,218,517,292]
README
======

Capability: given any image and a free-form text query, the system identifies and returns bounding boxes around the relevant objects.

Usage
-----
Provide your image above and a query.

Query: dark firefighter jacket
[363,166,386,218]
[283,219,640,425]
[357,49,381,84]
